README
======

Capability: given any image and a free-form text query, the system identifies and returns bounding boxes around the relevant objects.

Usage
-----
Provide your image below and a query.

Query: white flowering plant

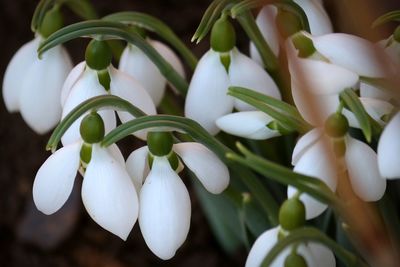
[3,0,400,266]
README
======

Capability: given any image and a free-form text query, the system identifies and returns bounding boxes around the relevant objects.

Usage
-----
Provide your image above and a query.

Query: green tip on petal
[291,32,316,58]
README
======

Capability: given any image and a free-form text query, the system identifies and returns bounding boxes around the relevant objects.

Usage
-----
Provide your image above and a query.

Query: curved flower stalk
[2,36,72,134]
[61,40,156,145]
[185,17,281,135]
[250,0,333,64]
[33,113,138,240]
[378,112,400,179]
[119,38,185,106]
[126,132,230,259]
[245,226,336,267]
[290,128,386,219]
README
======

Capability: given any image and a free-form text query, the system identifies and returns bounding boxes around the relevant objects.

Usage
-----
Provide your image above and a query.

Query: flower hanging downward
[126,131,230,259]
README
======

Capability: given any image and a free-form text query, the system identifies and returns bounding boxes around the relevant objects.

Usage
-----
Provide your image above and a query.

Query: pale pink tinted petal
[33,142,81,215]
[3,38,39,112]
[216,111,279,140]
[345,137,386,201]
[139,157,191,260]
[61,61,86,107]
[19,45,73,134]
[378,112,400,179]
[82,144,138,240]
[292,128,323,165]
[173,142,229,194]
[184,49,233,135]
[126,146,150,193]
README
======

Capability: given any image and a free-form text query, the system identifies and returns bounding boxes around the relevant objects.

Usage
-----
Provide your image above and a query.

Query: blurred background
[0,1,399,266]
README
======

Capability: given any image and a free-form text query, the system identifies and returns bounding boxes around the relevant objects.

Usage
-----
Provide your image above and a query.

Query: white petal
[107,143,125,166]
[360,82,393,102]
[119,44,166,105]
[229,49,281,111]
[216,111,279,140]
[61,67,116,145]
[19,45,73,134]
[126,146,150,193]
[306,242,336,267]
[173,142,229,194]
[345,137,386,201]
[150,39,185,93]
[139,157,191,260]
[378,112,400,179]
[82,144,138,240]
[3,38,39,112]
[293,0,333,35]
[289,139,337,219]
[292,128,323,165]
[312,33,388,77]
[250,5,280,64]
[109,66,157,140]
[184,49,233,135]
[61,61,86,107]
[33,142,81,215]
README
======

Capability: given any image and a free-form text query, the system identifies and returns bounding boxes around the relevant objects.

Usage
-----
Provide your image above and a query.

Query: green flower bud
[324,113,349,138]
[39,7,63,38]
[276,9,302,39]
[211,16,236,53]
[284,252,308,267]
[279,197,306,231]
[394,26,400,43]
[80,113,105,144]
[291,32,316,58]
[147,131,174,156]
[85,39,112,70]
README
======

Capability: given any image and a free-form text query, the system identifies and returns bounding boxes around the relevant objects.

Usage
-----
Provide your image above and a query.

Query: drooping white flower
[3,36,72,134]
[119,39,185,105]
[185,48,281,135]
[33,143,138,240]
[378,112,400,179]
[250,0,333,63]
[126,142,229,259]
[61,64,156,145]
[245,227,336,267]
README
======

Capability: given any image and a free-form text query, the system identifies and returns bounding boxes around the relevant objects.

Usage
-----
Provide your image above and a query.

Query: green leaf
[261,227,368,267]
[103,12,198,70]
[46,95,145,152]
[63,0,98,20]
[31,0,56,32]
[38,20,188,95]
[228,86,311,134]
[372,10,400,28]
[339,89,372,143]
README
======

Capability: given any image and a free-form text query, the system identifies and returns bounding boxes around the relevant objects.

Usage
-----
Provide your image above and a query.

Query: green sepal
[85,39,112,70]
[211,16,236,52]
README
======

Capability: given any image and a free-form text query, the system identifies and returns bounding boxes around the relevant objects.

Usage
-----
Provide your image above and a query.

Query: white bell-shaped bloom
[245,227,336,267]
[250,0,332,64]
[119,39,185,106]
[126,141,229,259]
[185,48,280,135]
[216,111,281,140]
[3,36,72,134]
[33,141,138,240]
[378,112,400,179]
[61,63,156,145]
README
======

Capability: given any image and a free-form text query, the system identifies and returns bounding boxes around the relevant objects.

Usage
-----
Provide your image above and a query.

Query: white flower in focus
[2,36,73,133]
[33,142,138,240]
[378,112,400,179]
[185,48,281,135]
[126,142,229,259]
[245,227,336,267]
[119,39,185,105]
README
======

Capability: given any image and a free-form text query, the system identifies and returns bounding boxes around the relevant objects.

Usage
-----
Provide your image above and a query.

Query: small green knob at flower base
[325,113,349,138]
[279,197,306,231]
[80,112,105,144]
[210,16,236,53]
[284,252,308,267]
[147,131,174,156]
[85,39,113,70]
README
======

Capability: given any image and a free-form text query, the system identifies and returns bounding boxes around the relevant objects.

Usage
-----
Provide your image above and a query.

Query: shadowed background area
[0,1,399,266]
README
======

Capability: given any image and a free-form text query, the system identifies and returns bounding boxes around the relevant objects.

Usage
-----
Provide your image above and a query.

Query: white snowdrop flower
[245,227,336,267]
[2,36,72,134]
[126,139,229,259]
[378,112,400,179]
[250,0,332,64]
[216,111,281,140]
[33,141,138,240]
[119,39,185,105]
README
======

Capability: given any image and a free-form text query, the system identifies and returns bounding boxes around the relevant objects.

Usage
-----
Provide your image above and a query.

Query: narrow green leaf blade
[372,10,400,28]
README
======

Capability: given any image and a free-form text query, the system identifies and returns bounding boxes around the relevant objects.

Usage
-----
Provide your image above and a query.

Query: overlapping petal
[293,0,333,35]
[378,112,400,179]
[126,146,150,192]
[61,61,86,107]
[292,128,323,165]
